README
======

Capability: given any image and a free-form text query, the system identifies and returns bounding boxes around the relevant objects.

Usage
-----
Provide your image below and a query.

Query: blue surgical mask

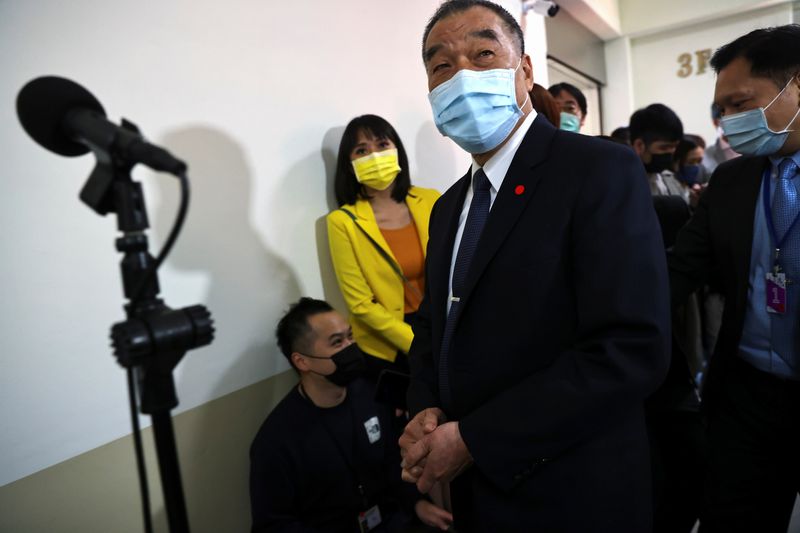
[679,164,702,186]
[428,59,529,154]
[720,78,800,157]
[559,111,581,132]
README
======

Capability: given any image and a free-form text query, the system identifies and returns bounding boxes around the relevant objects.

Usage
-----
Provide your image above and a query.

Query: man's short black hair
[334,114,411,207]
[548,82,588,117]
[710,24,800,88]
[275,298,333,367]
[610,126,631,145]
[629,104,684,146]
[422,0,524,63]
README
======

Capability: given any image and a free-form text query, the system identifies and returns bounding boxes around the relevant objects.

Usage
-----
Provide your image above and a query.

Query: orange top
[380,222,425,313]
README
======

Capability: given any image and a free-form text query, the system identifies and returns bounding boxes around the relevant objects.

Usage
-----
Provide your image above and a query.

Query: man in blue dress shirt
[669,25,800,533]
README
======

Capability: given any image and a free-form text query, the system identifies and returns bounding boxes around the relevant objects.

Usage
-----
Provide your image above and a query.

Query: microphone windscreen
[17,76,106,157]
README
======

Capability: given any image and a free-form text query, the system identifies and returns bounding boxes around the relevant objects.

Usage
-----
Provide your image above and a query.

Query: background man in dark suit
[668,25,800,533]
[397,1,671,531]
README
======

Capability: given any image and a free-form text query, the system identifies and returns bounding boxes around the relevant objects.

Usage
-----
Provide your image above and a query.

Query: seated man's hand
[414,499,453,531]
[404,421,473,494]
[399,407,445,481]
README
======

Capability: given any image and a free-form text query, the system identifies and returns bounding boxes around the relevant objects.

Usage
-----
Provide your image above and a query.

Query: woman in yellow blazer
[327,115,439,380]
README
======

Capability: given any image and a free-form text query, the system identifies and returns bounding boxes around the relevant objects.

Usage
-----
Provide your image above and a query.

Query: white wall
[602,1,796,138]
[0,0,491,487]
[620,0,791,36]
[558,0,622,40]
[602,36,634,134]
[523,8,551,87]
[629,3,794,143]
[546,8,606,83]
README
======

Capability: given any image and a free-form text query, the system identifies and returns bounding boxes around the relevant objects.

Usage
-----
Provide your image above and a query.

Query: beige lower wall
[0,370,298,533]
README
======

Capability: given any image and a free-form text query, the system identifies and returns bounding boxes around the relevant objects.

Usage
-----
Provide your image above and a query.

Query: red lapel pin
[514,185,525,196]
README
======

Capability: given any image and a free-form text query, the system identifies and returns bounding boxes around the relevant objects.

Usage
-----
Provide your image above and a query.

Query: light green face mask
[559,111,581,132]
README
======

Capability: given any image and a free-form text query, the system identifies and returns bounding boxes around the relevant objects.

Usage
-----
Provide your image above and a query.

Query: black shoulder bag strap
[339,208,422,300]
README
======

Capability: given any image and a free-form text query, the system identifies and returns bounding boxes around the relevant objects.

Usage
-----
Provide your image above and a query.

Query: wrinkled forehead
[424,6,510,61]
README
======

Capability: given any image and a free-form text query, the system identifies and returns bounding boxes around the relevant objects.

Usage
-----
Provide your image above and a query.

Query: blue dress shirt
[739,150,800,379]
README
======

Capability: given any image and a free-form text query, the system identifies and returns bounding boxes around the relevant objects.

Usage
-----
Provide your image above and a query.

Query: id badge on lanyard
[763,166,799,314]
[311,392,383,533]
[358,504,382,532]
[766,271,787,313]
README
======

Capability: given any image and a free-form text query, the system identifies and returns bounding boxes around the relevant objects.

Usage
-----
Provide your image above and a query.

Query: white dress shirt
[447,110,538,311]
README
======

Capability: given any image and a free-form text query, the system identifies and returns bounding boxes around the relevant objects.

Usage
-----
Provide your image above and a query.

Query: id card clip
[767,270,788,314]
[358,505,382,532]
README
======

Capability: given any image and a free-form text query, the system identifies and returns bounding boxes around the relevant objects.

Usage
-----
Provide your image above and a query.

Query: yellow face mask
[351,148,401,191]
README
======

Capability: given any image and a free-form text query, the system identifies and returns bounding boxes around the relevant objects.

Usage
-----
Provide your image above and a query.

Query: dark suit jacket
[648,195,701,413]
[408,116,671,532]
[652,195,691,248]
[668,155,768,411]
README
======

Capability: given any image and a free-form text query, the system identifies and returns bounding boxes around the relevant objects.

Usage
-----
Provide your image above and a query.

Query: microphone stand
[79,120,214,533]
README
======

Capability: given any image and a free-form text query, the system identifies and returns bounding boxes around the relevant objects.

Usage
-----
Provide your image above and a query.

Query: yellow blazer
[327,186,440,362]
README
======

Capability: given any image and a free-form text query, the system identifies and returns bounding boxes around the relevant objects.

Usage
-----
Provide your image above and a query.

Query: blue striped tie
[439,168,492,411]
[771,158,800,368]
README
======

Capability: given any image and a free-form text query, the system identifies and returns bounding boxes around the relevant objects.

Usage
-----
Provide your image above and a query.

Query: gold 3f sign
[677,49,713,78]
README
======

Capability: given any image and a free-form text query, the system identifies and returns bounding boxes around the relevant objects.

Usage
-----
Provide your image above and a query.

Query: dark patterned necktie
[439,168,491,411]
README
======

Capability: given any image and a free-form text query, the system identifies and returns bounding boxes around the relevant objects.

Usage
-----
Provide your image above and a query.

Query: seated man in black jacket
[250,297,451,532]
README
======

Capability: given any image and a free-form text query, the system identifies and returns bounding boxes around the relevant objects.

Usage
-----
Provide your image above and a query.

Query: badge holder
[767,255,788,314]
[763,168,799,316]
[358,504,382,532]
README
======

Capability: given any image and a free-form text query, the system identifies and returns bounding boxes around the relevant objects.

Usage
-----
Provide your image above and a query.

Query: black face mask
[644,152,674,174]
[304,343,366,386]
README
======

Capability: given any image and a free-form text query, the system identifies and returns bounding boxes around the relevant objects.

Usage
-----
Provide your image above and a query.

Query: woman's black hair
[674,135,704,166]
[333,114,412,206]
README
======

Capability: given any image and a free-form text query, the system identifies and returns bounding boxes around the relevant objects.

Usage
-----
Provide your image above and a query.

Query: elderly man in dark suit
[397,1,671,531]
[669,25,800,533]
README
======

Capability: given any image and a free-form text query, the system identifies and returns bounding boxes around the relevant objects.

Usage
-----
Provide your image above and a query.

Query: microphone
[16,76,186,175]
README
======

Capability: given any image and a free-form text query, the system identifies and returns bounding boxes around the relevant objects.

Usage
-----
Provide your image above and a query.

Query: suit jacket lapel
[730,157,769,316]
[353,198,397,262]
[457,115,556,312]
[407,189,431,256]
